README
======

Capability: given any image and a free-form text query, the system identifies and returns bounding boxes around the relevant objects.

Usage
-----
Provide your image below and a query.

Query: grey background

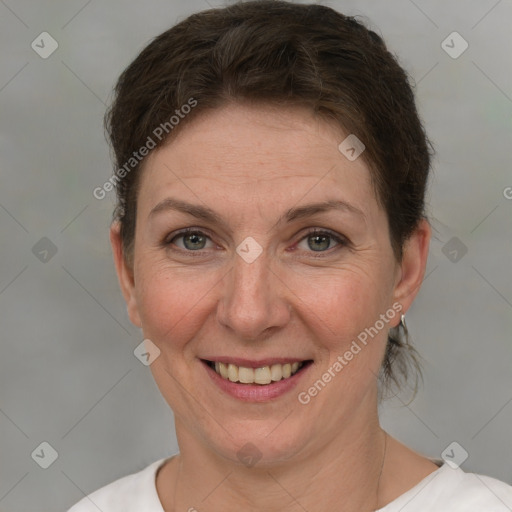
[1,0,511,511]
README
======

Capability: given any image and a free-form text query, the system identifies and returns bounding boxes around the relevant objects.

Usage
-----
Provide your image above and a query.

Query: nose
[216,244,292,342]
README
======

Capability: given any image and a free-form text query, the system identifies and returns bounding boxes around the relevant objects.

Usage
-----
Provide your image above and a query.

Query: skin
[110,102,437,512]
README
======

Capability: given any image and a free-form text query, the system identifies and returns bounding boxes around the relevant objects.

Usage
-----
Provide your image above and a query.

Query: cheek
[135,262,221,359]
[135,247,394,367]
[293,264,389,341]
[293,265,392,387]
[291,268,391,413]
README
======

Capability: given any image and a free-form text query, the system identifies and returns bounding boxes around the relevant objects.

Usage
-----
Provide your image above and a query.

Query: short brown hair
[104,0,433,398]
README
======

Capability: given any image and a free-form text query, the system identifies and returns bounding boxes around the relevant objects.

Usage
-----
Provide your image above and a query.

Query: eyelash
[163,227,348,258]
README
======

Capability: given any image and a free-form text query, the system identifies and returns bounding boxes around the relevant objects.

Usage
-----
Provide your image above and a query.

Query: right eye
[165,228,215,253]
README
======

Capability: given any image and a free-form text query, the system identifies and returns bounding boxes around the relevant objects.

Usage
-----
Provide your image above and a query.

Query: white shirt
[67,456,512,511]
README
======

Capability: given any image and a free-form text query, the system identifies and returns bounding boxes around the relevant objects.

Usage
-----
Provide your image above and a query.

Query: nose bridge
[218,240,289,339]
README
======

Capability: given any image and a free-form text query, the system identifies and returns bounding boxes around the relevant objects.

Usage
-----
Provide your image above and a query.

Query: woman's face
[112,102,430,464]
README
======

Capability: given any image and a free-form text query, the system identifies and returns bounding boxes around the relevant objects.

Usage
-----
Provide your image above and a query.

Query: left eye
[165,228,346,255]
[295,229,346,253]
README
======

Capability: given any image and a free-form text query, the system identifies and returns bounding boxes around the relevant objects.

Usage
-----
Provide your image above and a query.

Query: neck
[163,405,388,512]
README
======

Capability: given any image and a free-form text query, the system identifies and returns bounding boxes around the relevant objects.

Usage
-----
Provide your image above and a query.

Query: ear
[391,218,431,326]
[110,221,141,328]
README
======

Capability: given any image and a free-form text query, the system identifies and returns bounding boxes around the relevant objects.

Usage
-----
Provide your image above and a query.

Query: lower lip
[201,360,312,402]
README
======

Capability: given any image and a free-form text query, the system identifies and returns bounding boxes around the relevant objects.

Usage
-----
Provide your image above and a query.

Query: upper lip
[201,357,312,368]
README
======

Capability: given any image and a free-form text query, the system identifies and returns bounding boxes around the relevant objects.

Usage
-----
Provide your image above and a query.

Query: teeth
[238,366,254,384]
[254,366,272,384]
[219,362,228,379]
[212,361,304,385]
[270,363,282,381]
[227,363,238,382]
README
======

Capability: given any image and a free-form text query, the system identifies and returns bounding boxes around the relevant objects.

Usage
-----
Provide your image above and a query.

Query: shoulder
[380,463,512,511]
[66,457,168,512]
[445,468,512,511]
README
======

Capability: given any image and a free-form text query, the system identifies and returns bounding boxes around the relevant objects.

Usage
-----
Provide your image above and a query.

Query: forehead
[137,102,378,220]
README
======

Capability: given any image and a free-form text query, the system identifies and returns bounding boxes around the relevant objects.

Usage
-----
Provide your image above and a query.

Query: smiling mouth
[202,359,313,385]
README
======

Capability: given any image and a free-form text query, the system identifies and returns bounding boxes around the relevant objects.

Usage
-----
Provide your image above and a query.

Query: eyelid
[163,227,217,254]
[293,228,348,256]
[164,226,349,255]
[164,227,213,245]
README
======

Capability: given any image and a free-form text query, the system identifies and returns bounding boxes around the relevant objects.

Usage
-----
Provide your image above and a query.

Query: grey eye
[170,231,212,251]
[296,230,344,253]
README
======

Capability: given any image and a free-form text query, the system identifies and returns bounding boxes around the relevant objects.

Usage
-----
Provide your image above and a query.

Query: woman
[69,1,512,510]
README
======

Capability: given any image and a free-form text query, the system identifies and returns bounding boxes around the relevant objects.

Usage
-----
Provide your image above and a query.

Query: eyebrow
[148,197,366,227]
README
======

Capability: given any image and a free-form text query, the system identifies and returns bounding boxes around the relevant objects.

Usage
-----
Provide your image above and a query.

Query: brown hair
[104,0,433,398]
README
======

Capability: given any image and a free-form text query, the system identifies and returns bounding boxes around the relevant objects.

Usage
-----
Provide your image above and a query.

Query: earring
[399,313,408,336]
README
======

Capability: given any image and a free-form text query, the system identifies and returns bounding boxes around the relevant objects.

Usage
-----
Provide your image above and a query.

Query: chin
[205,419,312,468]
